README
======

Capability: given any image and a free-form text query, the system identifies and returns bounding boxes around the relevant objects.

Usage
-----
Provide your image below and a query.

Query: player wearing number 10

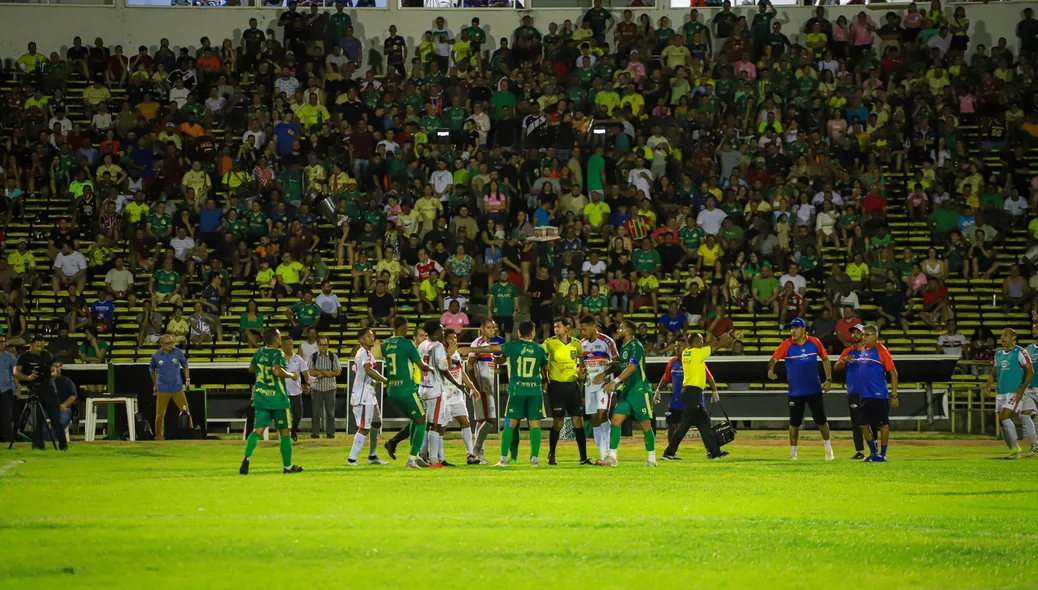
[382,316,435,469]
[240,328,304,475]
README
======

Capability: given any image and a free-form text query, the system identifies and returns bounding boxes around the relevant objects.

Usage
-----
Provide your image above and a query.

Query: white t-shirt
[53,251,87,277]
[169,236,195,261]
[105,267,134,292]
[1004,197,1029,217]
[351,346,377,405]
[315,292,341,314]
[937,334,968,358]
[780,273,808,294]
[582,260,607,276]
[284,353,308,397]
[418,339,448,399]
[444,295,467,311]
[626,168,652,199]
[697,208,728,235]
[169,87,190,109]
[242,130,266,149]
[91,113,113,130]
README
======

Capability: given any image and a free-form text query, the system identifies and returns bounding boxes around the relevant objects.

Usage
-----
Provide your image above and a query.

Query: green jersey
[489,282,518,317]
[443,107,468,130]
[382,335,422,391]
[502,340,547,397]
[251,346,289,410]
[583,295,609,315]
[679,226,705,250]
[618,337,648,396]
[147,213,171,235]
[153,269,180,294]
[995,346,1031,395]
[289,302,321,327]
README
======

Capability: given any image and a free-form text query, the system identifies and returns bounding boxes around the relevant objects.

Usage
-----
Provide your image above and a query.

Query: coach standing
[280,335,310,442]
[150,334,193,441]
[856,325,899,462]
[662,331,735,461]
[834,324,868,460]
[767,317,834,461]
[308,336,341,439]
[544,317,588,465]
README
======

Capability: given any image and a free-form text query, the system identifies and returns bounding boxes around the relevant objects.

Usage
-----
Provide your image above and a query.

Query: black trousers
[847,394,865,452]
[31,384,68,448]
[0,389,13,442]
[290,395,303,435]
[663,386,720,458]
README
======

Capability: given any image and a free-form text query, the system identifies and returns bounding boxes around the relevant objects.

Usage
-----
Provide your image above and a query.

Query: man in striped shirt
[348,329,390,466]
[309,336,341,440]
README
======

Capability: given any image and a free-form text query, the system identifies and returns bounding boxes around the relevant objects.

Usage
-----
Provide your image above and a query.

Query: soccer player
[149,333,193,441]
[661,330,735,461]
[347,328,390,466]
[471,321,548,467]
[240,328,304,475]
[418,320,472,468]
[280,335,310,442]
[985,327,1035,460]
[544,317,589,465]
[579,315,619,463]
[382,317,436,469]
[853,325,899,462]
[833,324,868,460]
[384,324,429,460]
[767,317,835,461]
[444,330,480,464]
[468,318,504,463]
[602,320,659,466]
[1020,322,1038,457]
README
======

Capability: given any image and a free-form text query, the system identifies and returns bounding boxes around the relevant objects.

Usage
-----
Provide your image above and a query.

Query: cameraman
[14,334,68,450]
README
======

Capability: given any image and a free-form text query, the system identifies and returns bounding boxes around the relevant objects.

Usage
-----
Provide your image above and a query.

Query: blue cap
[789,318,807,329]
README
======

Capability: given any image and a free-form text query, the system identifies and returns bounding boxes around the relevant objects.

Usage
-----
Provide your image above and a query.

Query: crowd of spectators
[0,0,1036,367]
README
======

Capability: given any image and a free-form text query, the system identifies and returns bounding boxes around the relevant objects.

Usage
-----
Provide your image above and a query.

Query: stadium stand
[0,0,1034,426]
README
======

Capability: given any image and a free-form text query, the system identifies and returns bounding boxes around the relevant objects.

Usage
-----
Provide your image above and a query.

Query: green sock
[510,427,521,460]
[410,422,428,457]
[610,424,621,450]
[244,432,260,459]
[643,428,655,452]
[500,425,515,459]
[279,435,292,467]
[530,428,542,459]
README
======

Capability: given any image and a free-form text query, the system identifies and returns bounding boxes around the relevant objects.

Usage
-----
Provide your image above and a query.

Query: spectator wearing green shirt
[750,264,780,316]
[488,270,518,339]
[632,238,662,275]
[146,202,173,243]
[586,144,607,196]
[286,290,321,339]
[717,218,745,253]
[929,200,960,241]
[583,0,615,45]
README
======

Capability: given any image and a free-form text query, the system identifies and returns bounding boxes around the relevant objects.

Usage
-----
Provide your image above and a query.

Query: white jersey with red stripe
[445,350,465,397]
[419,339,448,400]
[468,336,501,383]
[350,346,377,406]
[582,333,619,393]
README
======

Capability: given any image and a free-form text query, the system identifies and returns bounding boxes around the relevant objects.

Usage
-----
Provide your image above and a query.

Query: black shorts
[494,316,514,338]
[548,381,583,418]
[665,409,683,424]
[846,394,865,427]
[788,393,827,428]
[859,397,890,429]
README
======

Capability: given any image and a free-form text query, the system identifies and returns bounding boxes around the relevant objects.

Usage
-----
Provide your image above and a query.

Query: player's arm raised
[709,330,736,352]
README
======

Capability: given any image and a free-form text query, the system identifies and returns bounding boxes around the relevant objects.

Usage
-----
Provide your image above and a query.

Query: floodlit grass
[1,432,1036,589]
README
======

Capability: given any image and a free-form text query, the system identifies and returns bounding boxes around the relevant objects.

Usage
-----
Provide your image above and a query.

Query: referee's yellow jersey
[681,346,712,389]
[544,336,582,382]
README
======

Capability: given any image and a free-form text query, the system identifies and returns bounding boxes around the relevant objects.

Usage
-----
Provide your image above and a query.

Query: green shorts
[255,407,290,431]
[614,383,653,422]
[387,384,426,420]
[505,395,546,422]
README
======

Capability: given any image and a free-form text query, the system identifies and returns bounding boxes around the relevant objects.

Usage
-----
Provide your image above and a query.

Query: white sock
[421,431,430,456]
[597,423,610,458]
[790,445,798,456]
[475,422,490,454]
[1002,419,1019,450]
[1021,414,1038,447]
[427,431,440,461]
[823,439,832,452]
[608,448,618,459]
[438,433,445,461]
[349,433,366,462]
[461,427,473,454]
[648,450,656,462]
[368,427,380,456]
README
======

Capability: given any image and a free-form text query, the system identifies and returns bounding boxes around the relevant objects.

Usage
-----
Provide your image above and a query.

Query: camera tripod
[8,392,59,450]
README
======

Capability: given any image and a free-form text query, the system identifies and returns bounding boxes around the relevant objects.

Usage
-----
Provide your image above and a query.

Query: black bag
[711,399,737,448]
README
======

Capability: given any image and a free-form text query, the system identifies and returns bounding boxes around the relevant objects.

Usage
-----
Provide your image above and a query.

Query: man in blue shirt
[0,336,17,443]
[768,317,834,461]
[986,327,1035,460]
[853,325,899,462]
[272,112,301,156]
[90,289,115,334]
[834,323,867,460]
[659,301,689,334]
[150,334,193,441]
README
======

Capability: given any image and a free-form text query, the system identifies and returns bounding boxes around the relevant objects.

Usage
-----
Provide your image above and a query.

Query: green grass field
[1,432,1036,589]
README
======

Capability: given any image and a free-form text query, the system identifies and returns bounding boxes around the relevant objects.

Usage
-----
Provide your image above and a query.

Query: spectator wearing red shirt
[920,278,952,328]
[835,306,863,347]
[778,281,806,329]
[861,189,887,220]
[706,304,734,342]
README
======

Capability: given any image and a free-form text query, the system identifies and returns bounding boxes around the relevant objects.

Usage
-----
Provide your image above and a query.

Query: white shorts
[351,401,381,430]
[425,396,450,426]
[585,385,609,414]
[1001,390,1038,414]
[472,372,497,421]
[445,391,469,421]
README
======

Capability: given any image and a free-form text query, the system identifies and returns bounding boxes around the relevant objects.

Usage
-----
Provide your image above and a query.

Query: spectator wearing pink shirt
[957,88,977,124]
[625,52,646,84]
[440,299,469,333]
[849,12,877,60]
[733,52,757,81]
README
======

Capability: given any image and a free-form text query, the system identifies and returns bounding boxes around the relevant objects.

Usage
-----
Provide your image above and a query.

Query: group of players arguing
[231,314,1038,474]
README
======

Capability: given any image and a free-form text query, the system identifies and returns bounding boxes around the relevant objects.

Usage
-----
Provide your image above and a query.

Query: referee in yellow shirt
[544,317,588,465]
[662,330,735,461]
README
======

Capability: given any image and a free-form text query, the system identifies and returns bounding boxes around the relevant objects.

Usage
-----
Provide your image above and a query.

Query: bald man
[150,333,193,440]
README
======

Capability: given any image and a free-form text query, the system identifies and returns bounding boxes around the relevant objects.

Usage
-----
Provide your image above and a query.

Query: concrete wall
[0,2,1031,65]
